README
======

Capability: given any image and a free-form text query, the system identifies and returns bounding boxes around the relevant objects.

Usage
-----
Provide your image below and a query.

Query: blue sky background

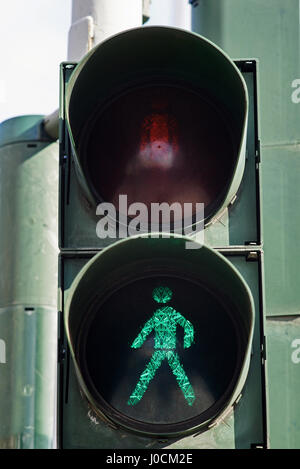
[0,0,191,124]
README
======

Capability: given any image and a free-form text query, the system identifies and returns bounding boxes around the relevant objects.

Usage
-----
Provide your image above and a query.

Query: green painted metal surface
[204,65,260,247]
[265,317,300,449]
[0,115,49,147]
[0,116,58,448]
[192,0,300,449]
[192,0,300,316]
[0,305,57,448]
[0,137,58,306]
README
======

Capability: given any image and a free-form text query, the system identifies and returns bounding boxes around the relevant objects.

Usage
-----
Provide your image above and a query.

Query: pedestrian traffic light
[60,26,261,249]
[58,26,266,449]
[63,235,255,439]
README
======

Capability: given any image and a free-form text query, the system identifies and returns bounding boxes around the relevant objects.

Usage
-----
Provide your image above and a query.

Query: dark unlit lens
[81,84,235,222]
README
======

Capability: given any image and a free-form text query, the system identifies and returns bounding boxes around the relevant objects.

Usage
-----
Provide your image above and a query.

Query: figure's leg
[127,350,165,406]
[166,351,195,406]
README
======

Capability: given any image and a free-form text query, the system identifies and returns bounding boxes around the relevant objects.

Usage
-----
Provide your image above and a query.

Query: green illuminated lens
[128,287,195,406]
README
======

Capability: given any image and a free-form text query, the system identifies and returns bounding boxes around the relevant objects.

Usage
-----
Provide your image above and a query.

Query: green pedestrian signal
[62,235,255,439]
[128,286,195,407]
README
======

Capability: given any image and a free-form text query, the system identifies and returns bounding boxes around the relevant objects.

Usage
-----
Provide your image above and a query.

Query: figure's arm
[174,311,194,348]
[131,317,154,349]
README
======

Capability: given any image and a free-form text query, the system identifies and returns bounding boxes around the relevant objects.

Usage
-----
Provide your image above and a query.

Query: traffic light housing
[64,235,254,437]
[58,26,265,449]
[66,26,247,221]
[60,27,261,250]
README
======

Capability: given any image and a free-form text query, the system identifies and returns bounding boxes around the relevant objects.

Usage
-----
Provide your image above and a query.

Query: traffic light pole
[68,0,143,61]
[44,0,143,141]
[0,116,59,448]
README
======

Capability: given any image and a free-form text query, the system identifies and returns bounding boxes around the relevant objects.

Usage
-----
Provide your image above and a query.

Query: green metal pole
[0,116,58,448]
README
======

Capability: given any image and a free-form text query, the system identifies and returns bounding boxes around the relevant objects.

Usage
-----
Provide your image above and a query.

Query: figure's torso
[153,306,178,349]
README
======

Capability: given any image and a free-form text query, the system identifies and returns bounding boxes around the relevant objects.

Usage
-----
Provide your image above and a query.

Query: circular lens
[78,274,246,435]
[80,84,236,224]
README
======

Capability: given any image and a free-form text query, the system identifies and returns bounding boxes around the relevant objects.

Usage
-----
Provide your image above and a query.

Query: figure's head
[152,286,173,304]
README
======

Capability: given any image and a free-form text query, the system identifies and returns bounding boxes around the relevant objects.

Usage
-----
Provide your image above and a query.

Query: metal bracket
[246,251,259,262]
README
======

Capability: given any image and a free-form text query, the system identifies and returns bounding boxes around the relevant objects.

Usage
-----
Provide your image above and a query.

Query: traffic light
[58,26,266,449]
[64,235,255,437]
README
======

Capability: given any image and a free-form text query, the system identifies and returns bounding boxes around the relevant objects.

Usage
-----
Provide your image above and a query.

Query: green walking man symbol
[127,286,196,406]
